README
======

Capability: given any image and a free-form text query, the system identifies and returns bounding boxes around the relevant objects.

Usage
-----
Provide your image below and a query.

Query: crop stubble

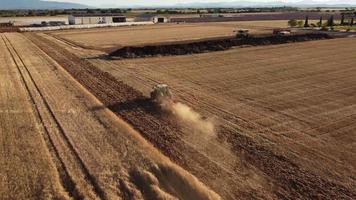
[26,31,356,199]
[94,38,356,199]
[49,22,281,51]
[1,32,220,200]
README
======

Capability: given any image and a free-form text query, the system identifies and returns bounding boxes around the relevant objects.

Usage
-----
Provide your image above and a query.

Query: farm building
[68,14,126,25]
[135,14,169,23]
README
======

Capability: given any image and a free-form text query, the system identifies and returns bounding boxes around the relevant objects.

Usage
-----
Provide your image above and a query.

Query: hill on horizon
[2,0,356,10]
[1,0,90,10]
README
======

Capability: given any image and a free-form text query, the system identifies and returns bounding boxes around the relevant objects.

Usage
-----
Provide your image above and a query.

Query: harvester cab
[150,84,173,103]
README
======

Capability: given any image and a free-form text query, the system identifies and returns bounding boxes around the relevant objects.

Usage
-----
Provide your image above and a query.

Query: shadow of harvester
[90,97,169,119]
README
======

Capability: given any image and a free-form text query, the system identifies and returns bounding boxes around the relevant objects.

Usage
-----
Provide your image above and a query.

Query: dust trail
[129,164,221,200]
[168,102,216,137]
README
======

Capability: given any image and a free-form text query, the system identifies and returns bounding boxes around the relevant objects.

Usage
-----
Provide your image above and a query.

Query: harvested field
[0,32,220,200]
[2,14,355,199]
[25,30,356,199]
[50,22,285,50]
[0,33,64,200]
[90,38,356,199]
[27,32,270,200]
[171,11,341,23]
[109,33,331,58]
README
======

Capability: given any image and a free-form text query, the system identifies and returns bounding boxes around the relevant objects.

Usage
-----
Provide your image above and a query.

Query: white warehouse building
[135,14,169,23]
[68,14,126,25]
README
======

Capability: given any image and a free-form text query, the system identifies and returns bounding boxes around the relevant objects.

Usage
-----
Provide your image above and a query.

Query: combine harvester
[150,84,175,113]
[150,84,173,103]
[273,28,292,36]
[234,29,250,38]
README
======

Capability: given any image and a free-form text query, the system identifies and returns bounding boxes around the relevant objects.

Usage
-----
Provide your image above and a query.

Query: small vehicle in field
[273,29,292,36]
[278,31,291,36]
[234,29,249,38]
[320,26,332,31]
[150,84,173,103]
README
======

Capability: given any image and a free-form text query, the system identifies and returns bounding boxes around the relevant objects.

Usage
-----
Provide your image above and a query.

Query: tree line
[288,14,355,29]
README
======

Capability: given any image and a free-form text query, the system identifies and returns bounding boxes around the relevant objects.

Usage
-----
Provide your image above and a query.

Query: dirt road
[0,32,220,200]
[25,31,356,199]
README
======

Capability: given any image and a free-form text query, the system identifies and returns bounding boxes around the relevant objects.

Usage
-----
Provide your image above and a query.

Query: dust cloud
[168,102,216,137]
[129,163,221,200]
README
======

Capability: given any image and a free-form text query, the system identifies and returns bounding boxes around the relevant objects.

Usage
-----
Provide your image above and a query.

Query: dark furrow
[109,33,331,59]
[220,127,356,200]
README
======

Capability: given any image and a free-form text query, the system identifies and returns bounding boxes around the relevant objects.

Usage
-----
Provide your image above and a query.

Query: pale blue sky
[45,0,356,7]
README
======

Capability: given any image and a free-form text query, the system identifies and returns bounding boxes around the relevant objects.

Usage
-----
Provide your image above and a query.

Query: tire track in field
[1,34,107,200]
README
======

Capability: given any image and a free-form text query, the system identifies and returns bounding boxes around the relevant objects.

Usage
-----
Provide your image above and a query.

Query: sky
[45,0,356,7]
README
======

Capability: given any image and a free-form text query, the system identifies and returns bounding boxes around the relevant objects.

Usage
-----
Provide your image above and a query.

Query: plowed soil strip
[220,127,355,199]
[109,33,331,59]
[2,35,105,200]
[26,33,355,199]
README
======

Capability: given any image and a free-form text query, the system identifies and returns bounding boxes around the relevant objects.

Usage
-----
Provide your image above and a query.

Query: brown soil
[94,37,356,200]
[109,33,331,58]
[0,27,19,33]
[48,22,275,51]
[26,32,356,199]
[171,12,341,23]
[1,32,220,200]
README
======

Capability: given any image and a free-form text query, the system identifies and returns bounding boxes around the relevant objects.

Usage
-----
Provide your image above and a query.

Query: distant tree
[318,16,323,27]
[87,9,95,14]
[27,10,36,16]
[327,15,334,28]
[110,9,120,13]
[304,16,309,27]
[49,10,57,16]
[288,19,297,27]
[297,20,304,27]
[341,13,345,25]
[351,18,354,26]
